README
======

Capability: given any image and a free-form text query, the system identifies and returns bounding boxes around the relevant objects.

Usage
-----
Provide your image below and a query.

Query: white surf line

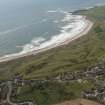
[0,16,93,63]
[59,17,93,45]
[33,18,93,54]
[0,25,30,36]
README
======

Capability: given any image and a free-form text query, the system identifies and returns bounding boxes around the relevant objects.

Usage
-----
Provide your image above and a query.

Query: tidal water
[0,0,105,57]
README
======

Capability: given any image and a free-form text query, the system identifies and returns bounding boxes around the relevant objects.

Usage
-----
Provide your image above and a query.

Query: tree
[94,25,103,33]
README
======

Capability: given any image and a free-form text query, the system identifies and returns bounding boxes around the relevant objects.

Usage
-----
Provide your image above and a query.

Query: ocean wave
[47,9,70,14]
[21,37,46,52]
[0,25,29,35]
[0,18,48,36]
[20,12,87,53]
[0,37,46,59]
[53,20,59,23]
[47,10,58,13]
[39,19,48,23]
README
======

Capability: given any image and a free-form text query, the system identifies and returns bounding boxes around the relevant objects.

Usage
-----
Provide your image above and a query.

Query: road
[7,81,18,105]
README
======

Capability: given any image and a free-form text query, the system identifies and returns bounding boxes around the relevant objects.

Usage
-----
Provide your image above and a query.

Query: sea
[0,0,105,57]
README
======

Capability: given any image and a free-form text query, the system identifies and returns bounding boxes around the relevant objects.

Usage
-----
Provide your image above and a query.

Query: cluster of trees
[94,25,103,33]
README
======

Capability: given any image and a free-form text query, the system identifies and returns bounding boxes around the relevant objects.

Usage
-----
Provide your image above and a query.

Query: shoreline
[0,16,93,63]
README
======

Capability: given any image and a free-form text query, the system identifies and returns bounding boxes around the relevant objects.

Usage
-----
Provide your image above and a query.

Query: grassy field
[0,6,105,105]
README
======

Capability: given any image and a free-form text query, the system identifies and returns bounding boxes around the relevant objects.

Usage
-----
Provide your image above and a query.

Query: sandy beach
[0,16,93,63]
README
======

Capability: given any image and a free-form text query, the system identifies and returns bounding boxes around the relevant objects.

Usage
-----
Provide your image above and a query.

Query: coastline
[0,16,93,63]
[0,5,105,105]
[0,2,104,64]
[0,15,93,63]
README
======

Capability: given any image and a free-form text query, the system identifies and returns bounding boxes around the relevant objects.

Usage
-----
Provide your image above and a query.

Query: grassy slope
[0,6,105,80]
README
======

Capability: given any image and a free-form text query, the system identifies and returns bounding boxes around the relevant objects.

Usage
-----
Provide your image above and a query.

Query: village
[0,63,105,105]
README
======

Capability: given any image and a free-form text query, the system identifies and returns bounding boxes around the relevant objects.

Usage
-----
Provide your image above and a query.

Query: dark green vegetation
[11,81,93,105]
[0,6,105,105]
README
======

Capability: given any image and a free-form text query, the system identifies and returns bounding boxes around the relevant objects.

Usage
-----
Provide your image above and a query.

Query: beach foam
[21,37,46,52]
[20,11,87,52]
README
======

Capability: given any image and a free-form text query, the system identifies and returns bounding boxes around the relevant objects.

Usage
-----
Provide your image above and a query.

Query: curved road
[7,81,17,105]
